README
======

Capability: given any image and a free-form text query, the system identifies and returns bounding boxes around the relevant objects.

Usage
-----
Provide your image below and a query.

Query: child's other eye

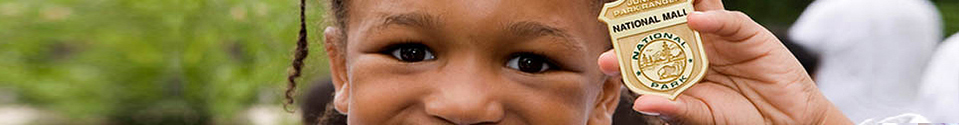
[389,44,435,62]
[507,54,553,73]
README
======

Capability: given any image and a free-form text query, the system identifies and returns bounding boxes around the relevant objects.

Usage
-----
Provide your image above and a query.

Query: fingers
[693,0,724,11]
[598,49,621,76]
[632,95,714,124]
[688,10,765,42]
[688,10,786,66]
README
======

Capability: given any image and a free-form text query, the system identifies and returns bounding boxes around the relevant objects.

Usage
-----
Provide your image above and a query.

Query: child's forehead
[349,0,599,20]
[347,0,611,48]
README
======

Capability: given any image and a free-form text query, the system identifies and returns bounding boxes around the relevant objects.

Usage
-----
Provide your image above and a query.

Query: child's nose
[423,86,505,124]
[423,74,506,124]
[421,56,507,124]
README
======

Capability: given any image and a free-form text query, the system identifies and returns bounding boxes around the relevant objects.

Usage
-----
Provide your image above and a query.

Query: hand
[597,0,853,124]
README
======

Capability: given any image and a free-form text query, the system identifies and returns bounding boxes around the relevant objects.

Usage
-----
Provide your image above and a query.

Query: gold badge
[598,0,708,100]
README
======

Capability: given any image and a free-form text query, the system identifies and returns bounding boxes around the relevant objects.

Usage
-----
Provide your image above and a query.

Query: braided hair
[285,0,309,112]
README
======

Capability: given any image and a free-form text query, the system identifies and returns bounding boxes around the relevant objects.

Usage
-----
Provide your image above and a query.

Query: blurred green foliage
[725,0,959,38]
[933,0,959,37]
[724,0,813,27]
[0,0,327,124]
[0,0,955,124]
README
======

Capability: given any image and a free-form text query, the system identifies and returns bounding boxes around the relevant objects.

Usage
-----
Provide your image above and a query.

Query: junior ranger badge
[598,0,708,100]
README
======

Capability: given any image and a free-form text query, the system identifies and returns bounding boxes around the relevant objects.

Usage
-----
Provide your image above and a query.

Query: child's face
[324,0,620,124]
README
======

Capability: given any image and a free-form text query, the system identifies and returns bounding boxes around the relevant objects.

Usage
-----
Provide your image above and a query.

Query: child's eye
[506,54,553,73]
[388,44,435,62]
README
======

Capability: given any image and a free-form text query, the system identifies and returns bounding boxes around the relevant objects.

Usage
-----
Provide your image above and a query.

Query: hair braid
[285,0,309,113]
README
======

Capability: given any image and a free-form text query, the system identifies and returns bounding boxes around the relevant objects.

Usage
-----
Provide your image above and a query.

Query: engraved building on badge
[598,0,708,100]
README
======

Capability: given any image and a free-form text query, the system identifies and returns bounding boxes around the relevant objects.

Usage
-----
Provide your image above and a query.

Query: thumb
[632,95,715,124]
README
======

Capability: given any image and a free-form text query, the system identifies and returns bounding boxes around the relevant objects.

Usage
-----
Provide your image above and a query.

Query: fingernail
[691,11,704,15]
[637,111,660,116]
[598,52,621,76]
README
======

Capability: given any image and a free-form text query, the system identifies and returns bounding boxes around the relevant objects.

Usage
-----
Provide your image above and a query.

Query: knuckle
[730,11,756,21]
[729,11,749,18]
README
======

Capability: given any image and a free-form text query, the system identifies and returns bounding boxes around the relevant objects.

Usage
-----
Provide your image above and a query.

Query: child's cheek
[345,55,431,123]
[343,54,604,124]
[505,73,594,124]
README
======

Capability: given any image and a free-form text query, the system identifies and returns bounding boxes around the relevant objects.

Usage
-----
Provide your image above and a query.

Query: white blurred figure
[789,0,942,122]
[917,33,959,122]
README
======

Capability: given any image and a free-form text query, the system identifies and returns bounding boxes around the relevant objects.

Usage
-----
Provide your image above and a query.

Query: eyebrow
[378,13,585,51]
[379,12,440,29]
[507,21,584,51]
